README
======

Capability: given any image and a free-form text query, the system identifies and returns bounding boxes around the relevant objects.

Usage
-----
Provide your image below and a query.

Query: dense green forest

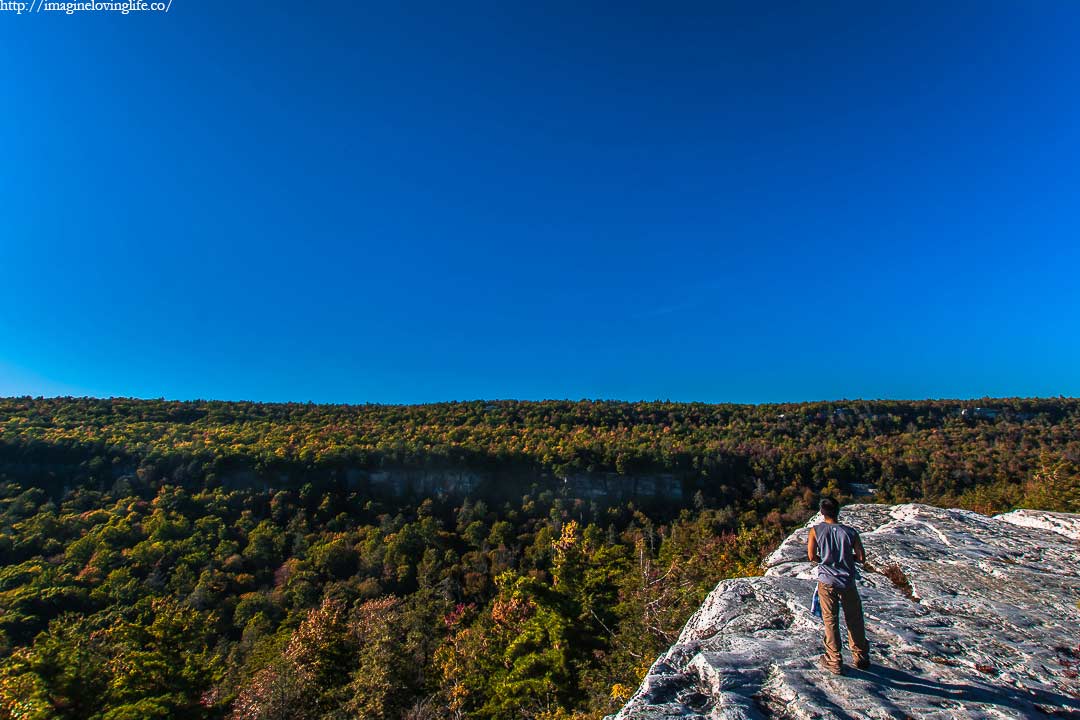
[0,396,1077,719]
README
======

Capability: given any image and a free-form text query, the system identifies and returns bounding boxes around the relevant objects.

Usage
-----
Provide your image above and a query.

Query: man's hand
[807,526,819,562]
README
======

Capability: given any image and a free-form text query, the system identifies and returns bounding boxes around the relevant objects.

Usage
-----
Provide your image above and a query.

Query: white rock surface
[609,504,1080,719]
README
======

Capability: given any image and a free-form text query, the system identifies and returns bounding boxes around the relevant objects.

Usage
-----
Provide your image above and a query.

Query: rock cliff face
[610,504,1080,719]
[216,467,684,503]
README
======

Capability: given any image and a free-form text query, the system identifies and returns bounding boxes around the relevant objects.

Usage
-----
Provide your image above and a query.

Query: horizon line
[2,393,1075,409]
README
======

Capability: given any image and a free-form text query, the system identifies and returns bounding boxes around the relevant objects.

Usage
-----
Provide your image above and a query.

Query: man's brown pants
[818,581,870,672]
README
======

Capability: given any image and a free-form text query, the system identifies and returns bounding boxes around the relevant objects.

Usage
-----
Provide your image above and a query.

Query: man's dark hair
[819,496,839,520]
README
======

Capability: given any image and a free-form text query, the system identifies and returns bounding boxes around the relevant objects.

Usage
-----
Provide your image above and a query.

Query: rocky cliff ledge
[610,504,1080,719]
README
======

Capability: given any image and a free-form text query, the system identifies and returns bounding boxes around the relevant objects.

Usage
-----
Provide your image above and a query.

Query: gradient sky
[1,1,1078,404]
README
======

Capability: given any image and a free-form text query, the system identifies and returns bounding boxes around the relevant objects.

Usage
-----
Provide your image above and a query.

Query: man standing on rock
[807,497,871,674]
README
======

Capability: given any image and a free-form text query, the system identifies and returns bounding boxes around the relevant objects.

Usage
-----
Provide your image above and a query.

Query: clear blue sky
[2,1,1078,404]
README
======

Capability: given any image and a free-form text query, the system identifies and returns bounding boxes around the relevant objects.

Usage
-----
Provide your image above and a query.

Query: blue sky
[1,1,1078,404]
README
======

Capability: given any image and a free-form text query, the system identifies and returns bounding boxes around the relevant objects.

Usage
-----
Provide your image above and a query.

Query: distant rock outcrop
[215,466,684,504]
[610,504,1080,719]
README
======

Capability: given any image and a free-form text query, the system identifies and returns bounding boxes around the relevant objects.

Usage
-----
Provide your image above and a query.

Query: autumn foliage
[0,396,1076,718]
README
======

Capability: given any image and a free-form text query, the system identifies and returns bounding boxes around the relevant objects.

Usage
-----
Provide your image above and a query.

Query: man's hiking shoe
[818,657,843,675]
[854,659,871,670]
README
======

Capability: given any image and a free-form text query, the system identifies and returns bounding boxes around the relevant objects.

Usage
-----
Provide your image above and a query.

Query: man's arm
[807,526,819,562]
[853,532,865,564]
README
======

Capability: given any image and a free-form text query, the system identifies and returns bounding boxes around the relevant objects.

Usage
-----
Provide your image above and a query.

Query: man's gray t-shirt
[815,522,860,589]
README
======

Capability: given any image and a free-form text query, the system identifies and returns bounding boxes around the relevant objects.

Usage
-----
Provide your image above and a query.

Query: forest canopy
[2,396,1077,505]
[0,396,1077,719]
